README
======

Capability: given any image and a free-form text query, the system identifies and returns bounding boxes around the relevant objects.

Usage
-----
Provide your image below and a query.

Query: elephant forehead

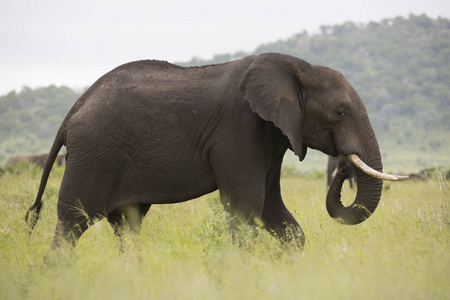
[311,66,345,84]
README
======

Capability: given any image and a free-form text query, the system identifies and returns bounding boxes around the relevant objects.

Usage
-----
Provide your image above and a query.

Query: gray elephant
[6,154,66,168]
[55,154,66,166]
[6,154,47,168]
[327,155,356,188]
[26,53,407,248]
[395,170,427,181]
[408,170,427,181]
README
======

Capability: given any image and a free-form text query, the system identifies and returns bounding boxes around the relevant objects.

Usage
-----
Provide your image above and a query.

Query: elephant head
[240,53,407,225]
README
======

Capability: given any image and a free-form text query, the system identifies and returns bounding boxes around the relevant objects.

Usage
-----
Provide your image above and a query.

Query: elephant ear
[240,53,312,161]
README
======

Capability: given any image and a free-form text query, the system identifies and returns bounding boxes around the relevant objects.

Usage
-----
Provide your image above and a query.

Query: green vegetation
[0,14,449,173]
[0,14,448,299]
[0,86,80,163]
[0,163,448,299]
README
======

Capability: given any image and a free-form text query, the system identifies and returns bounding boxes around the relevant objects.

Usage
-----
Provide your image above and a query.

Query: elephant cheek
[304,130,338,157]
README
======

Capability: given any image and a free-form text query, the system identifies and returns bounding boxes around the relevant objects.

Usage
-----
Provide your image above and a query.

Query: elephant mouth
[304,129,338,156]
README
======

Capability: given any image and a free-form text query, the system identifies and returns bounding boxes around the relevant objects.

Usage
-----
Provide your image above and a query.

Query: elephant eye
[336,110,345,118]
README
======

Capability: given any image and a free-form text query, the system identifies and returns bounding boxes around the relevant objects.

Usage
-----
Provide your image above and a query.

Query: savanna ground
[0,161,448,300]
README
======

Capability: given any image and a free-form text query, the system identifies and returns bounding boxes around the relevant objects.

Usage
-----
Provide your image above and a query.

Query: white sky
[1,0,449,95]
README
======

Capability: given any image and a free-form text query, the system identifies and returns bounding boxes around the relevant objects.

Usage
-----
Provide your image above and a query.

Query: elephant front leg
[262,176,305,248]
[261,202,305,248]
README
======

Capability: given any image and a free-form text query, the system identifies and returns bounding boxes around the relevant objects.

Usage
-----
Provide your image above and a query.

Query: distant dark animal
[55,154,66,166]
[408,170,427,181]
[25,53,407,249]
[327,155,356,188]
[396,170,427,181]
[5,154,65,168]
[6,154,48,168]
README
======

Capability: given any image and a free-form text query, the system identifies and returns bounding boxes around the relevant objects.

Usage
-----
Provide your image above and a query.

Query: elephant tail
[25,132,65,232]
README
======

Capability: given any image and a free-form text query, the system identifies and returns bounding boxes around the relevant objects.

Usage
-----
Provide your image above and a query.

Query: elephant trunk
[326,136,383,225]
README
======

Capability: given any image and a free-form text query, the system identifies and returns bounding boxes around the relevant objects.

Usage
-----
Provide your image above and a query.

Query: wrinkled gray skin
[327,155,356,188]
[26,53,384,248]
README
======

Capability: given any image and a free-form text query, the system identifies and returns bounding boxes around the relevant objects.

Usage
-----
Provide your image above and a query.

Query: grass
[0,162,449,299]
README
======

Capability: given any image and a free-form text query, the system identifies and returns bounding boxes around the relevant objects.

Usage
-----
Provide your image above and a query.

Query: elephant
[409,170,427,181]
[6,154,66,168]
[395,170,427,181]
[6,154,47,168]
[30,154,50,168]
[55,154,66,166]
[25,53,407,248]
[327,155,356,188]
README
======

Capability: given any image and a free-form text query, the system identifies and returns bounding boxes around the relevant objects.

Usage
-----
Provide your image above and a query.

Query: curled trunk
[326,149,383,225]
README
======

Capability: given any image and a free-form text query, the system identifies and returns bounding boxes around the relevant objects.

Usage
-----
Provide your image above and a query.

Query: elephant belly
[128,165,216,201]
[109,150,218,206]
[61,148,218,216]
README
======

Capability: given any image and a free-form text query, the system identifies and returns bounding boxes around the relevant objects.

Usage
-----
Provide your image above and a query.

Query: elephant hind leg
[107,203,151,240]
[51,202,92,248]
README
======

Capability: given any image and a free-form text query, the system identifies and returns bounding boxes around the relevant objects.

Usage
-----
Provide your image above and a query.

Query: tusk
[347,154,409,181]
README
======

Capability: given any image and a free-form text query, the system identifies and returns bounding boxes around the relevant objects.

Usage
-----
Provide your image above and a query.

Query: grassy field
[0,162,448,300]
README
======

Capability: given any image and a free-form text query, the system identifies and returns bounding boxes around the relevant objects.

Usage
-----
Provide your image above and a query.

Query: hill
[1,14,449,171]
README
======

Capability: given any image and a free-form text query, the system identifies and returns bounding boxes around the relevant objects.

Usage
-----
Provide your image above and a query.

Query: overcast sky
[1,0,449,95]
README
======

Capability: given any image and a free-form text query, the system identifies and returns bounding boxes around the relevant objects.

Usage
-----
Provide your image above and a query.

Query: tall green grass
[0,163,448,299]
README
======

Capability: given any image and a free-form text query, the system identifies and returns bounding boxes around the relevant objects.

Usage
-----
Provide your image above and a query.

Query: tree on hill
[0,86,81,163]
